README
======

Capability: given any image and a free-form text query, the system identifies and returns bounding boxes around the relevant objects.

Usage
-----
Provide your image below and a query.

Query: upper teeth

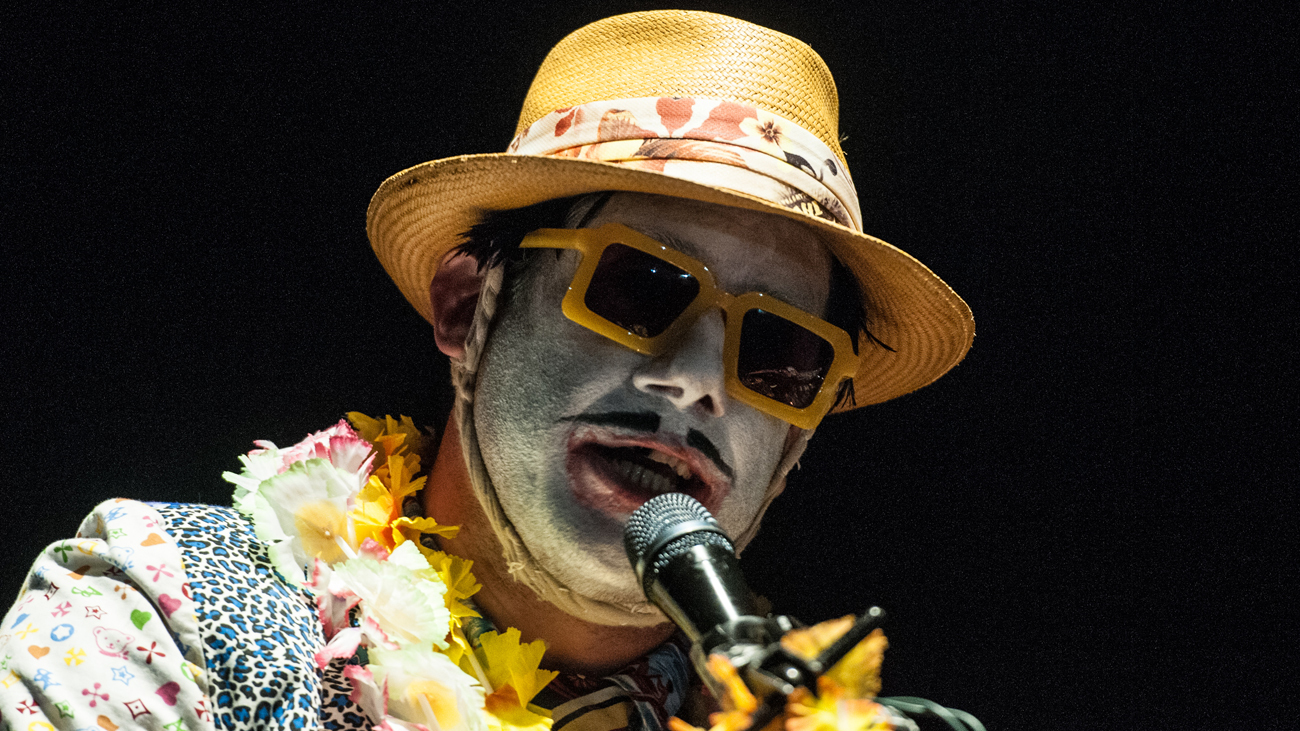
[616,461,678,495]
[646,449,693,479]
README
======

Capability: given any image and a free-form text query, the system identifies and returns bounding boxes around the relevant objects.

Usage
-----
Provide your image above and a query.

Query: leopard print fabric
[149,502,693,731]
[152,503,364,730]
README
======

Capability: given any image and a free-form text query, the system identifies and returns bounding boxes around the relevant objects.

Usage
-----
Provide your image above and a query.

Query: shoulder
[1,498,215,729]
[63,498,251,559]
[99,500,334,728]
[146,501,258,555]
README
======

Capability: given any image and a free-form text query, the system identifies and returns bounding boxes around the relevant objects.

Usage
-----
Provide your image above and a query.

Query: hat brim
[366,153,974,410]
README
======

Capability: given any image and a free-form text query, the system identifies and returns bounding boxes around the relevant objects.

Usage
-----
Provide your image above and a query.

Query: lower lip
[566,443,710,518]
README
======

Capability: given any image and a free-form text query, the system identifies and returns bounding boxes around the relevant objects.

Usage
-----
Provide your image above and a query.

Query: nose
[632,309,727,418]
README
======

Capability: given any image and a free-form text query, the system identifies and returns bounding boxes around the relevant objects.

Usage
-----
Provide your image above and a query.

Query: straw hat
[367,10,974,409]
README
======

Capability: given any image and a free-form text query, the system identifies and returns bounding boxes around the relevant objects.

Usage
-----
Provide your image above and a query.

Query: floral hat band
[506,96,863,231]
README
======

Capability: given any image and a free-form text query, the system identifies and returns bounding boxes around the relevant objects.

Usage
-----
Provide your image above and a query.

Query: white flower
[246,457,359,581]
[307,559,356,643]
[738,110,787,157]
[344,665,392,727]
[224,440,285,514]
[370,647,488,731]
[277,419,375,489]
[330,542,452,652]
[225,420,375,519]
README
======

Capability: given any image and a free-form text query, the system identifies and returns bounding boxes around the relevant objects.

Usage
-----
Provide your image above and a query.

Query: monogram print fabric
[0,500,212,731]
[2,501,692,731]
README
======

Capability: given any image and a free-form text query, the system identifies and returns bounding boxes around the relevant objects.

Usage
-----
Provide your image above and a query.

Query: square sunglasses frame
[519,223,860,429]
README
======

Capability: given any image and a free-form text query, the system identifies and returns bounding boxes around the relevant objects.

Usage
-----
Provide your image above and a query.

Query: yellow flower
[781,618,887,700]
[366,450,424,506]
[428,550,482,620]
[349,453,457,553]
[785,681,893,731]
[707,653,756,716]
[454,627,555,731]
[348,413,430,463]
[388,453,423,499]
[392,515,456,551]
[347,412,429,492]
[673,621,891,731]
[350,477,398,548]
[672,655,760,731]
[445,623,483,685]
[479,628,558,707]
[485,685,553,731]
[696,650,764,728]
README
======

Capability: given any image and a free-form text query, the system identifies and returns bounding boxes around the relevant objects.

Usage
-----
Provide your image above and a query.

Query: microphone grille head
[651,530,734,574]
[624,493,736,578]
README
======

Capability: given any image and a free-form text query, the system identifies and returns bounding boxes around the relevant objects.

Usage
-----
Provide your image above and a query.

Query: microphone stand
[709,607,886,731]
[623,494,983,731]
[701,607,983,731]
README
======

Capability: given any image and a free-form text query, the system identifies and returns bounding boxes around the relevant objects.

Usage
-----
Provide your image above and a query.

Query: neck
[423,415,676,676]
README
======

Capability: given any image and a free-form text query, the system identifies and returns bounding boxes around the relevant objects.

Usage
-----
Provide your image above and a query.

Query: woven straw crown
[515,11,847,169]
[366,10,974,411]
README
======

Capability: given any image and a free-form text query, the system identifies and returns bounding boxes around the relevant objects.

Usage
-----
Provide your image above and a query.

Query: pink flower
[315,616,399,668]
[226,420,376,527]
[345,665,398,728]
[277,419,376,478]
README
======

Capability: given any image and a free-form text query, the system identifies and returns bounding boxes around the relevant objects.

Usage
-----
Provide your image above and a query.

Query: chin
[508,491,653,605]
[537,533,649,605]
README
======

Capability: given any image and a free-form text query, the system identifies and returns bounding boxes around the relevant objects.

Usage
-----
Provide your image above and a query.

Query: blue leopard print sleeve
[152,504,366,731]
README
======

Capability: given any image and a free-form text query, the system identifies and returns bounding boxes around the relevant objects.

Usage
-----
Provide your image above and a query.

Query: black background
[3,2,1295,729]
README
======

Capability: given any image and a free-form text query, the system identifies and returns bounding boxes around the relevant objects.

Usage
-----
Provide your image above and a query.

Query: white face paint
[473,193,832,605]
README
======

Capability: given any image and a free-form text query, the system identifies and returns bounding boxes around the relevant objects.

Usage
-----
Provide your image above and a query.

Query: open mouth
[566,434,728,517]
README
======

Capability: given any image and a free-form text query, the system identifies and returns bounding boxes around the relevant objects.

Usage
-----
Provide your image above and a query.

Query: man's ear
[430,251,484,360]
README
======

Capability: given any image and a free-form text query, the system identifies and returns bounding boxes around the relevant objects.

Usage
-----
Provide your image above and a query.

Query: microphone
[623,492,757,639]
[623,494,814,700]
[625,494,984,731]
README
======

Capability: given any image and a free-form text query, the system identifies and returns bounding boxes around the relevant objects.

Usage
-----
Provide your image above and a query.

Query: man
[0,10,972,731]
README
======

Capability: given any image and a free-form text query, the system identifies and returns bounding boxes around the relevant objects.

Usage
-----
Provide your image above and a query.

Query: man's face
[474,193,832,605]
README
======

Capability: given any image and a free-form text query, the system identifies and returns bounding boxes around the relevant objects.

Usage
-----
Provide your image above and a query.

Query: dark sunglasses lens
[585,243,700,337]
[738,309,835,409]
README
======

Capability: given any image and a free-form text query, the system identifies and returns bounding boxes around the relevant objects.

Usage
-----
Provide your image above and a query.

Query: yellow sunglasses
[519,223,860,429]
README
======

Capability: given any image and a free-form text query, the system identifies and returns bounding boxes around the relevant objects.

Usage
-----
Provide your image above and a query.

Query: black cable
[876,697,985,731]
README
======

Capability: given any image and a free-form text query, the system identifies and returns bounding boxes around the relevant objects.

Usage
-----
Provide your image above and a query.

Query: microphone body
[644,540,755,642]
[624,494,815,700]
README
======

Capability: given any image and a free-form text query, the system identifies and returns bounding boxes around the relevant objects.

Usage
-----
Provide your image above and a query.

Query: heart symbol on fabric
[68,565,93,580]
[158,594,182,617]
[156,681,180,705]
[98,715,119,731]
[27,645,50,658]
[140,533,166,547]
[130,609,152,629]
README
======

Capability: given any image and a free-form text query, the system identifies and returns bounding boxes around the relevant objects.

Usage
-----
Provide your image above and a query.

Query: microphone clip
[693,614,813,701]
[693,607,888,731]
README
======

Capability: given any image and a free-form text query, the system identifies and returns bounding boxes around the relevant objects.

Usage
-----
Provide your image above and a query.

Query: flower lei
[223,414,896,731]
[223,414,557,731]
